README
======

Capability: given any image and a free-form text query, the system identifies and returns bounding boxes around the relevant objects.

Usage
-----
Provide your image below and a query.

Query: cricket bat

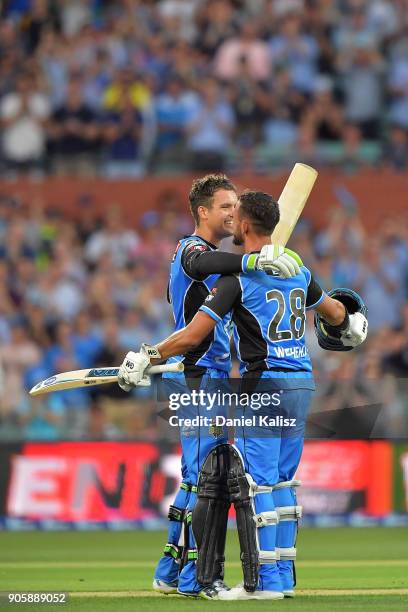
[271,163,318,246]
[29,362,184,396]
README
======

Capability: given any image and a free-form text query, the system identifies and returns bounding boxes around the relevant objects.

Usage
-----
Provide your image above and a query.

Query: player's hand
[118,351,151,391]
[256,245,302,278]
[341,312,368,347]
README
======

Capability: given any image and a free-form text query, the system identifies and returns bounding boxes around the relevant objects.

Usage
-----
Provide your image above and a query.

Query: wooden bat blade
[29,362,184,396]
[271,163,318,246]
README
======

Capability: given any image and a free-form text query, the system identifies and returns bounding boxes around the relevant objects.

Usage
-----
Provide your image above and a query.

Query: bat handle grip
[147,362,184,374]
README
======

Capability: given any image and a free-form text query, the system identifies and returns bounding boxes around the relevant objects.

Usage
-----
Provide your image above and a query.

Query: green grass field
[0,527,407,611]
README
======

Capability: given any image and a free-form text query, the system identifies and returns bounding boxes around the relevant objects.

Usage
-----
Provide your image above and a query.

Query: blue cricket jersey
[167,235,232,374]
[199,265,324,378]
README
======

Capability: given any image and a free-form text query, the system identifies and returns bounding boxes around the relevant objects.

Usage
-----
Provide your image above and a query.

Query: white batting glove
[118,350,151,391]
[257,245,301,278]
[341,312,368,347]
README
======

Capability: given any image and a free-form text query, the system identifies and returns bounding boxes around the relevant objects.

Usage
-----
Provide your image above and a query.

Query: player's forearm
[316,296,347,326]
[153,329,204,362]
[151,313,216,363]
[186,251,245,276]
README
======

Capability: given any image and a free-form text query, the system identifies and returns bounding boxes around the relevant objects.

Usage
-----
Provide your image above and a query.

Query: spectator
[231,56,271,147]
[269,11,319,94]
[366,0,400,42]
[28,261,85,321]
[0,71,50,175]
[388,52,408,129]
[22,0,58,54]
[293,123,323,168]
[154,76,195,170]
[359,239,406,332]
[214,22,271,81]
[117,309,146,350]
[0,21,24,101]
[158,0,201,43]
[0,321,41,417]
[85,208,139,268]
[16,395,64,440]
[337,123,381,173]
[59,0,92,38]
[196,0,239,57]
[72,311,103,366]
[94,317,123,375]
[82,49,113,111]
[36,30,68,108]
[382,125,408,172]
[101,92,146,178]
[86,400,121,440]
[333,5,375,54]
[103,68,151,113]
[185,78,235,171]
[302,77,344,142]
[144,35,173,84]
[49,77,100,176]
[0,218,36,261]
[337,36,385,139]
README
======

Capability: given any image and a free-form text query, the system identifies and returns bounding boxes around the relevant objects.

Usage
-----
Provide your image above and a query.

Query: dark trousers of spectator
[53,154,97,177]
[3,157,45,177]
[357,119,381,140]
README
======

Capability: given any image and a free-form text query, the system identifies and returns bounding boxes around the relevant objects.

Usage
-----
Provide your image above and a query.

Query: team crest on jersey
[186,242,207,253]
[205,287,218,302]
[209,419,224,438]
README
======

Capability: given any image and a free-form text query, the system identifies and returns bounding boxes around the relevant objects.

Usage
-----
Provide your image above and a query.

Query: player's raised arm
[182,240,303,279]
[117,275,239,390]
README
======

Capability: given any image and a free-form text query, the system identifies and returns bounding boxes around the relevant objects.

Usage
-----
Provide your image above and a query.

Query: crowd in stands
[0,187,407,440]
[1,0,408,176]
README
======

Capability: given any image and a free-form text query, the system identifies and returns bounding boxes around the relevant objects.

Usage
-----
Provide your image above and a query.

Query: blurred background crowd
[1,0,408,177]
[0,186,407,441]
[0,0,407,442]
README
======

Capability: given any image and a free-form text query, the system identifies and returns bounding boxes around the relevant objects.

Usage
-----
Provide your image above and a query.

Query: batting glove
[255,245,302,278]
[118,350,151,391]
[341,312,368,347]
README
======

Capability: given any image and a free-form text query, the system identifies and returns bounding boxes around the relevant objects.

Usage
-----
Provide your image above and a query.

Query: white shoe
[152,578,178,594]
[283,589,295,598]
[218,587,284,600]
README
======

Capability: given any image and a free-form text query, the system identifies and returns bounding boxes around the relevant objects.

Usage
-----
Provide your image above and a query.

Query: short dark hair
[189,174,236,225]
[238,191,280,235]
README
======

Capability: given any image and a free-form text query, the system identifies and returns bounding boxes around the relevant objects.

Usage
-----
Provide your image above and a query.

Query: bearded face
[232,225,244,246]
[232,203,244,246]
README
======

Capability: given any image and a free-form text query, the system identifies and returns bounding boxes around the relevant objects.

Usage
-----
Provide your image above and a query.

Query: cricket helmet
[314,287,367,351]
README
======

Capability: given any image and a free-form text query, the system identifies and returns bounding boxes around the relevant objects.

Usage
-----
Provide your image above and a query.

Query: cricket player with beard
[118,175,303,598]
[119,190,368,600]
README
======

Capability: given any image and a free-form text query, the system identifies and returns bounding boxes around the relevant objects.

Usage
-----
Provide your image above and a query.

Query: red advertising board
[4,440,392,522]
[7,442,181,521]
[297,441,392,516]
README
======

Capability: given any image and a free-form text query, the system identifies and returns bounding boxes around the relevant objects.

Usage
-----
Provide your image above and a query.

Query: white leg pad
[276,546,297,561]
[246,473,273,496]
[253,510,279,528]
[277,505,302,521]
[273,479,301,491]
[259,550,280,564]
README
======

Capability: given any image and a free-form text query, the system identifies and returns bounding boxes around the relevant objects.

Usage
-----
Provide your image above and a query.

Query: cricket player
[118,190,368,600]
[119,175,302,598]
